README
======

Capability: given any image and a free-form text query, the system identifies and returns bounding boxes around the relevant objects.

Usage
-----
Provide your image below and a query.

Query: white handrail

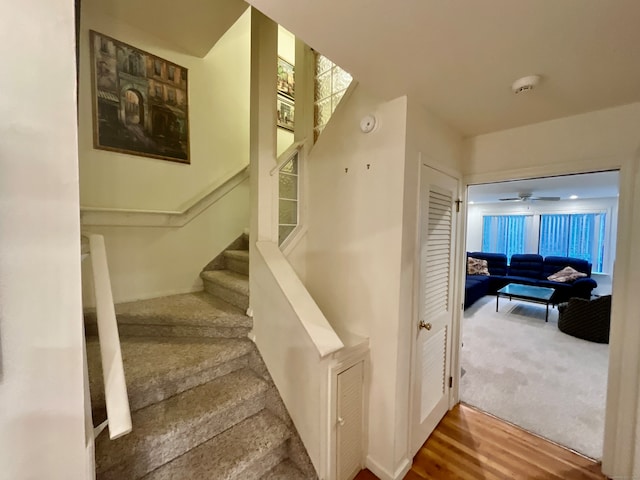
[270,141,306,176]
[80,165,249,227]
[87,234,132,440]
[256,241,344,357]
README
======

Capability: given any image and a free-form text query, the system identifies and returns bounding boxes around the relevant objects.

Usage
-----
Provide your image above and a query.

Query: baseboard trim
[366,456,411,480]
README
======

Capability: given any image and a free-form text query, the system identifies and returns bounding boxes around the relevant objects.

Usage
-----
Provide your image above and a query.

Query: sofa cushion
[467,257,490,275]
[542,256,592,279]
[468,252,508,276]
[508,254,544,279]
[547,266,588,283]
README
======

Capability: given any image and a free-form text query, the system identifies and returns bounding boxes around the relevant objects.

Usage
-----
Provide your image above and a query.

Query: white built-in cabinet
[329,334,368,480]
[336,361,364,480]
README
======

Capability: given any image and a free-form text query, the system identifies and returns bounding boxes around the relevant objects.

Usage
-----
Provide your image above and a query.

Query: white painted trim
[459,157,632,479]
[80,166,249,227]
[256,241,344,357]
[87,234,132,440]
[366,456,411,480]
[269,140,305,176]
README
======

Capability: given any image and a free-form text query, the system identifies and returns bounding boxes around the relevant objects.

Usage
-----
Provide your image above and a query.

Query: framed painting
[90,30,190,164]
[277,56,295,99]
[277,94,295,131]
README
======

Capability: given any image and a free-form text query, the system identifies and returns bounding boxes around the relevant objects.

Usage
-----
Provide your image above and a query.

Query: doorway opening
[460,170,619,460]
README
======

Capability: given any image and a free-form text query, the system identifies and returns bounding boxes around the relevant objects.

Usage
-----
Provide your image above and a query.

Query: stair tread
[88,336,254,415]
[85,292,250,328]
[201,269,249,295]
[260,460,308,479]
[142,410,290,480]
[224,249,249,261]
[96,368,268,475]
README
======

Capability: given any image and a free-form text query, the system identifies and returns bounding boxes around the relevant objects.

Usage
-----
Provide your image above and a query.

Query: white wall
[464,103,640,479]
[400,99,464,465]
[295,85,408,478]
[0,1,86,478]
[79,4,251,211]
[79,7,252,304]
[82,180,250,305]
[465,197,619,274]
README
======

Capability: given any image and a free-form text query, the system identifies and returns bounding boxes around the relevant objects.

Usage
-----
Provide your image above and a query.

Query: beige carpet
[460,295,609,460]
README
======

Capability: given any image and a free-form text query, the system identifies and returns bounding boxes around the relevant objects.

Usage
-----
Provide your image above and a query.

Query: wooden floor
[355,403,607,480]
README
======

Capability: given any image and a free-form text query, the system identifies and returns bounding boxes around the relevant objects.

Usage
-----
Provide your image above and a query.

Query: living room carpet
[460,295,609,460]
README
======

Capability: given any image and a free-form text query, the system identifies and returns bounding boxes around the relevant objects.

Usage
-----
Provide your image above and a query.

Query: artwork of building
[91,31,190,163]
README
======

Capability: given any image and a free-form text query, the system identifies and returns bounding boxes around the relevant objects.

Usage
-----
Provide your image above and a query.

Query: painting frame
[89,30,191,164]
[277,94,295,132]
[277,56,295,99]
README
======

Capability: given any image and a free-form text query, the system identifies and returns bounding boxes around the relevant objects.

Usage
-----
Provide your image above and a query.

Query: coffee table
[496,283,556,322]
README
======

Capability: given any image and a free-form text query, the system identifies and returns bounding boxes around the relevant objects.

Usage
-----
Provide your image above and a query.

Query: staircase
[85,233,316,479]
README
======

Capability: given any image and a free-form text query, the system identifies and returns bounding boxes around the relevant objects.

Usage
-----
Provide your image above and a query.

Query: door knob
[419,321,432,331]
[337,416,345,426]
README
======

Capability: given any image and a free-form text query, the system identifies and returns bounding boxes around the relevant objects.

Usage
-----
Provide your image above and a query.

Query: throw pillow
[547,266,587,283]
[467,257,490,276]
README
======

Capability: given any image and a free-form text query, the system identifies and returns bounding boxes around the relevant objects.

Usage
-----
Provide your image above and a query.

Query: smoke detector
[511,75,541,94]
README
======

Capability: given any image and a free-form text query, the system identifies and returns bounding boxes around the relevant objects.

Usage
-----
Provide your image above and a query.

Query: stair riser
[86,323,250,339]
[238,441,288,480]
[91,353,251,421]
[98,391,268,480]
[203,280,249,310]
[226,256,250,275]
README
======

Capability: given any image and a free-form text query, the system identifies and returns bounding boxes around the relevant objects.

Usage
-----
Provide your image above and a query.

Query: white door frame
[450,155,638,479]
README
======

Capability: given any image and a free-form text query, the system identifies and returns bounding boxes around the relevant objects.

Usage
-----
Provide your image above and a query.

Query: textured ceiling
[247,0,640,136]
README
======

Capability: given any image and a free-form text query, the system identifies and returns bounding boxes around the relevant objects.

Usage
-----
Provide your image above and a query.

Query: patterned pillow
[467,257,490,276]
[547,266,587,283]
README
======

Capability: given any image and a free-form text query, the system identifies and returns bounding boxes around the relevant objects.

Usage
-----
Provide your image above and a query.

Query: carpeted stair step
[85,292,251,339]
[260,460,307,479]
[96,368,269,480]
[201,269,249,310]
[141,410,291,480]
[87,336,254,423]
[224,249,250,275]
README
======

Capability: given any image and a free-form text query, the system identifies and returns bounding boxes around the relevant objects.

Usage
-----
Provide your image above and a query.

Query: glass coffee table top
[496,283,555,301]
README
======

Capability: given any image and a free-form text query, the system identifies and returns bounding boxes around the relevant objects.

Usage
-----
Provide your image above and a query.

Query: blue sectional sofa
[464,252,597,310]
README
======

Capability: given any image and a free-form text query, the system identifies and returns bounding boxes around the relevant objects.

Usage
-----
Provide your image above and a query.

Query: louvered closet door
[336,361,364,480]
[410,164,458,456]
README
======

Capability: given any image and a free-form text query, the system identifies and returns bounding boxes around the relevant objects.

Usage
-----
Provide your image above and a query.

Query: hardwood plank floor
[354,403,607,480]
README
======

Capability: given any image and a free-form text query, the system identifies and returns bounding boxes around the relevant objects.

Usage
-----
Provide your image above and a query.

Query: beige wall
[464,102,640,178]
[79,7,252,304]
[82,180,250,306]
[464,103,640,479]
[0,0,86,478]
[400,100,464,466]
[299,85,408,478]
[79,4,251,211]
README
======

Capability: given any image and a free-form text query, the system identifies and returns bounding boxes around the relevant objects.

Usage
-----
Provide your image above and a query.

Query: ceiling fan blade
[531,196,561,201]
[499,197,523,201]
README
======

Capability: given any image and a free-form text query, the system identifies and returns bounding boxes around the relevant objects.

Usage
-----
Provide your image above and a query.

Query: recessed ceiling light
[569,195,578,200]
[469,201,475,205]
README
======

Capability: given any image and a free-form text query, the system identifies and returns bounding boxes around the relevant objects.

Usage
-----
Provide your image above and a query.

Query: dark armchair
[557,295,612,344]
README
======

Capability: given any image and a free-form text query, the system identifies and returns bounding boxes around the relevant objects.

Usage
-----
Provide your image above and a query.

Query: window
[482,215,528,260]
[278,152,299,246]
[314,54,352,142]
[539,213,606,272]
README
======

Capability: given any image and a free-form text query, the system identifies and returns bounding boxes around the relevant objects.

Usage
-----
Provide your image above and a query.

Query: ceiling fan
[499,192,561,202]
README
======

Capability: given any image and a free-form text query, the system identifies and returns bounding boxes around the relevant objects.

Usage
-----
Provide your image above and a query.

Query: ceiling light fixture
[569,195,578,199]
[511,75,541,94]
